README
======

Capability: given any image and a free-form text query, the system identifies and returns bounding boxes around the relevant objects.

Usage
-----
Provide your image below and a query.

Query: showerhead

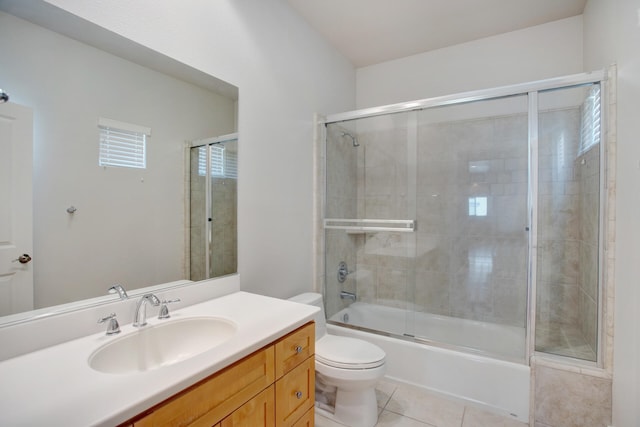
[0,89,8,104]
[341,132,359,147]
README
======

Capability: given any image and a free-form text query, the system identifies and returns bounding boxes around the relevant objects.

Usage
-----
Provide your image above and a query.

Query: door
[0,102,33,316]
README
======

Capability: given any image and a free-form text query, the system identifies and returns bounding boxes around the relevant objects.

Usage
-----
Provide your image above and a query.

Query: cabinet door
[133,347,274,427]
[291,407,314,427]
[275,323,315,378]
[221,386,274,427]
[275,357,315,427]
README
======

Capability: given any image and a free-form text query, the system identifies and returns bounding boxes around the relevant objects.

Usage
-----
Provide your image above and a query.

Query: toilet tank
[288,292,327,338]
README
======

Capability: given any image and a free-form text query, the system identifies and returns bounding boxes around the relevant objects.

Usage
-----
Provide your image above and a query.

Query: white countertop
[0,291,319,426]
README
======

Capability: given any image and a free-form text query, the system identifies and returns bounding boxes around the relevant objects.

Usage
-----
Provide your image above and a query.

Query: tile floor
[315,380,528,427]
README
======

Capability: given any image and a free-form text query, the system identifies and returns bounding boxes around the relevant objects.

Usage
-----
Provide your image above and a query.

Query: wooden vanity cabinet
[274,322,315,427]
[220,386,275,427]
[124,322,315,427]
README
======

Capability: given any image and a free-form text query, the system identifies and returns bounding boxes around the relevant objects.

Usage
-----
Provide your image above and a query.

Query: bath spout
[340,291,356,302]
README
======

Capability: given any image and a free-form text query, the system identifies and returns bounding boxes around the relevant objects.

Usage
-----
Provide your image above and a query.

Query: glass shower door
[189,135,238,281]
[535,84,601,361]
[324,112,417,335]
[189,145,207,281]
[414,95,530,360]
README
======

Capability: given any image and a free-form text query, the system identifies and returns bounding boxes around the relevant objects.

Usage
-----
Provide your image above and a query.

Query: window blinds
[198,145,238,178]
[579,85,601,155]
[98,118,150,169]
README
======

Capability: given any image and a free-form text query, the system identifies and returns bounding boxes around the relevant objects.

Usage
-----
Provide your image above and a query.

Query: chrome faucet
[340,291,357,302]
[108,284,129,300]
[133,294,161,327]
[158,299,181,319]
[98,313,121,335]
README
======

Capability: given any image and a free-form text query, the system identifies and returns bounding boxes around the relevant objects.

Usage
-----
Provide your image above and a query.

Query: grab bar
[324,218,415,233]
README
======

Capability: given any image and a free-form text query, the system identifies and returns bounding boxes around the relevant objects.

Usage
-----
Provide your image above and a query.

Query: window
[198,144,238,179]
[98,118,150,169]
[468,197,487,217]
[579,85,601,155]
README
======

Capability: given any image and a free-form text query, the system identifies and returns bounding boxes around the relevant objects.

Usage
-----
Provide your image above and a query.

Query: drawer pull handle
[295,345,303,354]
[295,391,303,399]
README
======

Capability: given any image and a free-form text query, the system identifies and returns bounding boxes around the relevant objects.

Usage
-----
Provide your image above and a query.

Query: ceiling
[286,0,587,67]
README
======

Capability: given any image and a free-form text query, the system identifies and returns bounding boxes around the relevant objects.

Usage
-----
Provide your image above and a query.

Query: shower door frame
[189,132,238,280]
[320,70,607,366]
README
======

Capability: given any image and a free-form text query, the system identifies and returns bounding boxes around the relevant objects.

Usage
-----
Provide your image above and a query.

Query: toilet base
[315,387,378,427]
[336,386,378,427]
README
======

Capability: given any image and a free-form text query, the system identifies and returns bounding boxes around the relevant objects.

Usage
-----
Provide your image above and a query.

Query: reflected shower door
[189,137,238,281]
[189,145,207,281]
[209,140,238,278]
[414,95,529,360]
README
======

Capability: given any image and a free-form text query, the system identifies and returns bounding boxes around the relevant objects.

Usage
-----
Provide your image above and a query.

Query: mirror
[0,2,238,324]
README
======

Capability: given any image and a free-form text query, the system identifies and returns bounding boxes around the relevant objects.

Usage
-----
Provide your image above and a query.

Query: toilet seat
[316,335,385,369]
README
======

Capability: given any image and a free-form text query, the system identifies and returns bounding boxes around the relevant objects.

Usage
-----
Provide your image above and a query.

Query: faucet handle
[158,299,181,319]
[98,313,121,335]
[107,284,129,300]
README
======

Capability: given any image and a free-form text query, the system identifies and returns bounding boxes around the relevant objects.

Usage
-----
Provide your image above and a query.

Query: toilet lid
[316,335,386,369]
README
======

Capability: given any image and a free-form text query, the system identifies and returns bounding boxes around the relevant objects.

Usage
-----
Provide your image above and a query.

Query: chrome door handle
[12,254,32,264]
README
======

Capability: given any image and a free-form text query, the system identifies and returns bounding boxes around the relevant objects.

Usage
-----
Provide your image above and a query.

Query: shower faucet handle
[337,261,354,283]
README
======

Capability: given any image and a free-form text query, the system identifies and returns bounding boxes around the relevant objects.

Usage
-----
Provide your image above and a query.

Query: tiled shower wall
[536,107,599,360]
[209,177,238,277]
[324,125,359,317]
[578,145,600,353]
[351,112,530,328]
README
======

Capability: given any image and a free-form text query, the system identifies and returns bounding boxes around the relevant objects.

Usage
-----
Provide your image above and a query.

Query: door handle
[12,254,32,264]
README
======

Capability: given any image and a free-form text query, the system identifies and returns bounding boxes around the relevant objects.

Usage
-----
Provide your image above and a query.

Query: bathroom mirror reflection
[0,4,238,322]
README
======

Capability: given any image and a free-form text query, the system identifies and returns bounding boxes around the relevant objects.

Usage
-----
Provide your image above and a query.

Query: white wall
[584,1,640,425]
[40,0,356,299]
[356,16,584,108]
[0,11,237,307]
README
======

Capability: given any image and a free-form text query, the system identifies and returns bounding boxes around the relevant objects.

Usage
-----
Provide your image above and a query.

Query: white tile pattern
[316,380,528,427]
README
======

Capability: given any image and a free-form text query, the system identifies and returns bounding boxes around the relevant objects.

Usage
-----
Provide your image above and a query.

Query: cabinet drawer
[221,385,275,427]
[275,322,314,378]
[291,407,314,427]
[275,356,315,427]
[133,346,275,427]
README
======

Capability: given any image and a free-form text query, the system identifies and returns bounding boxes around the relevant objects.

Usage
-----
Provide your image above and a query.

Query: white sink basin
[89,317,237,374]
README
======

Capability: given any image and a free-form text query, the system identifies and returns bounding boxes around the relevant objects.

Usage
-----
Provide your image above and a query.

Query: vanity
[0,290,319,426]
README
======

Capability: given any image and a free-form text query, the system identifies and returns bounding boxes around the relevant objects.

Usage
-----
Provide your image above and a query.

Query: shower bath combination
[319,70,608,421]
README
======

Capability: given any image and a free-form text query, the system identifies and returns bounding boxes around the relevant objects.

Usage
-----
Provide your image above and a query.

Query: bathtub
[328,302,530,422]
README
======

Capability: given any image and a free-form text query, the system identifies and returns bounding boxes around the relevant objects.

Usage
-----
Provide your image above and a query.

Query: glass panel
[536,84,600,361]
[415,95,529,361]
[325,112,416,336]
[189,146,207,281]
[209,140,238,278]
[189,139,238,281]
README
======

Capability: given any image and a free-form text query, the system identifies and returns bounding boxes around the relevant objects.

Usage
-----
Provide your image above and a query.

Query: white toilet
[289,293,386,427]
